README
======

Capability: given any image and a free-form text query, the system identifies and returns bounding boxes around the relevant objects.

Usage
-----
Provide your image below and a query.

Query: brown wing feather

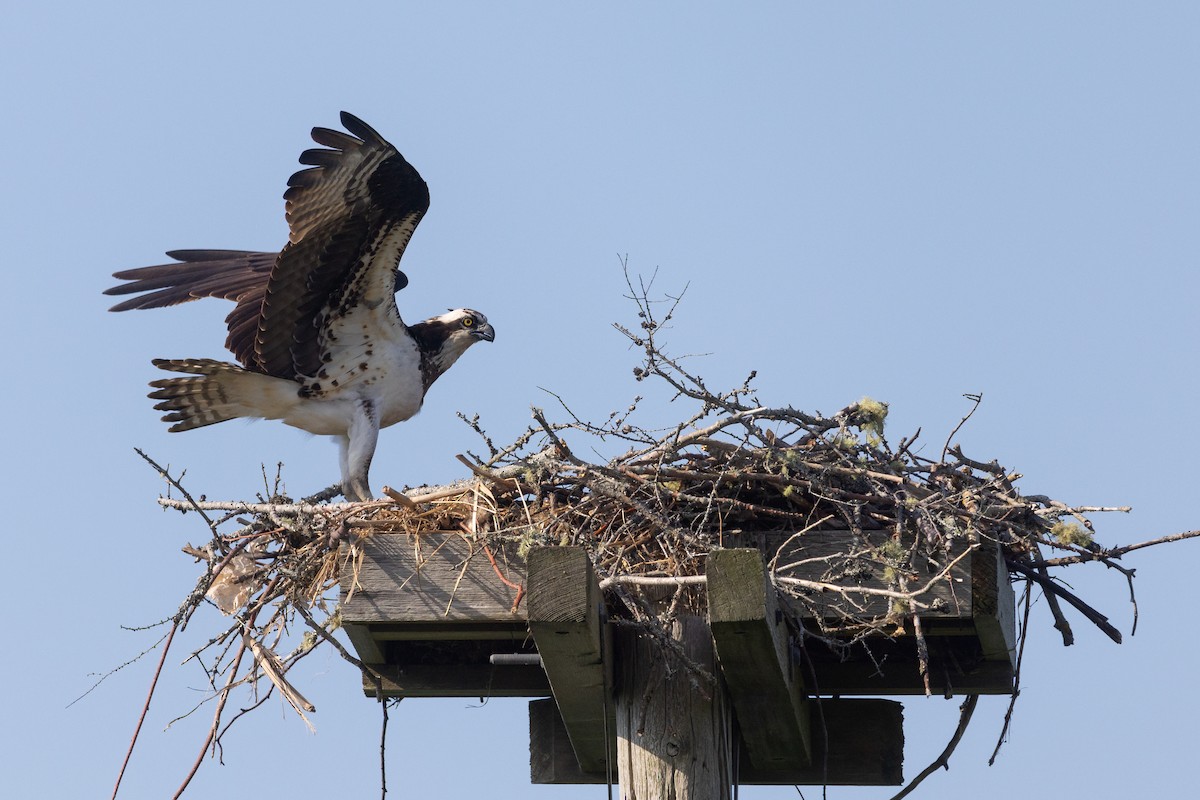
[105,250,277,368]
[253,112,430,379]
[104,114,429,381]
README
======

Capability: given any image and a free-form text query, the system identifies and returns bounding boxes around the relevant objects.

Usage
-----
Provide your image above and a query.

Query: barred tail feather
[148,358,298,432]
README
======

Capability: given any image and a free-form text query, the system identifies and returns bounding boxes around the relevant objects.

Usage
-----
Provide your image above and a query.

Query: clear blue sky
[4,3,1197,798]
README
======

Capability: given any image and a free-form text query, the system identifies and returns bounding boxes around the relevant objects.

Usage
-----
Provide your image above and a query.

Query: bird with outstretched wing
[105,112,495,500]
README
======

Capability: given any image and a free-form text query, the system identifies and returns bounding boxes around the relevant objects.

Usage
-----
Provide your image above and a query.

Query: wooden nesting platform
[339,531,1016,788]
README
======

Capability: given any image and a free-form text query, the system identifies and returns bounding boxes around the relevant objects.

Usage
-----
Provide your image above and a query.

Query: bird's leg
[341,399,380,501]
[336,435,353,500]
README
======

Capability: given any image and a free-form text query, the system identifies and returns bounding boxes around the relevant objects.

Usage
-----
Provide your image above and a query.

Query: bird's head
[441,308,495,344]
[409,308,495,388]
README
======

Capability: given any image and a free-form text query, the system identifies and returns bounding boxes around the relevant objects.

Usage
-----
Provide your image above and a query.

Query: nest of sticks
[119,275,1195,798]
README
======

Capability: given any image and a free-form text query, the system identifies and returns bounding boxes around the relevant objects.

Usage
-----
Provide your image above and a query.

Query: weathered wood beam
[707,548,810,770]
[972,540,1018,667]
[529,698,615,784]
[803,651,1014,696]
[525,547,613,774]
[363,621,528,641]
[363,661,550,698]
[764,698,903,786]
[340,533,527,626]
[531,696,903,786]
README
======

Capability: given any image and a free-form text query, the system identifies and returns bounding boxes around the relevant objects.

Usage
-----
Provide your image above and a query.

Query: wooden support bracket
[707,548,811,771]
[531,696,903,786]
[525,546,613,774]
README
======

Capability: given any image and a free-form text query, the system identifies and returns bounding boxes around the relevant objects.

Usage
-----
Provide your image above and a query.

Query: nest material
[161,275,1137,686]
[134,274,1182,797]
[334,392,1121,642]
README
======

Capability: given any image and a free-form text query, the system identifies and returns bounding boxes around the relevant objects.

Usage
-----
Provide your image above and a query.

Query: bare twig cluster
[114,270,1199,798]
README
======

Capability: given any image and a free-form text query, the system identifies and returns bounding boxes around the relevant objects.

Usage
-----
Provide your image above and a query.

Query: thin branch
[172,636,248,799]
[886,695,979,800]
[940,394,982,461]
[110,621,178,800]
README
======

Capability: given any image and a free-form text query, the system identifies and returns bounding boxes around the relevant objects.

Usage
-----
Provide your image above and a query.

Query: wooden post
[615,614,733,800]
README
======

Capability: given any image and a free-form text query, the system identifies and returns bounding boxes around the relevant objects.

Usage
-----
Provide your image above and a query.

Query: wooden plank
[531,697,903,786]
[525,547,613,774]
[745,529,976,621]
[530,698,614,784]
[802,631,1014,695]
[972,540,1018,666]
[751,699,903,786]
[340,533,527,624]
[707,549,810,770]
[363,622,527,641]
[364,661,550,698]
[359,637,549,698]
[342,532,1009,631]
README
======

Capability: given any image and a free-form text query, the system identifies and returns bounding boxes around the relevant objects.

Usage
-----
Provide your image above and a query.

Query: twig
[380,698,393,799]
[940,394,982,461]
[110,621,178,800]
[599,575,708,590]
[886,695,979,800]
[1008,558,1122,644]
[381,485,417,509]
[455,453,520,490]
[989,584,1031,765]
[172,636,248,799]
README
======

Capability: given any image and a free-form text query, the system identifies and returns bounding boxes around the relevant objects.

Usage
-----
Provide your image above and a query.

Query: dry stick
[776,544,979,609]
[989,585,1032,765]
[158,497,393,514]
[601,544,968,604]
[455,453,520,491]
[1025,542,1074,646]
[155,478,493,514]
[1035,528,1200,567]
[381,485,417,509]
[136,448,216,529]
[940,394,982,462]
[599,574,707,591]
[1008,558,1123,644]
[886,694,980,800]
[620,466,816,521]
[243,631,315,722]
[293,603,387,685]
[482,540,526,613]
[110,620,178,800]
[1123,568,1139,637]
[379,698,391,800]
[72,628,173,710]
[173,636,249,799]
[899,572,932,697]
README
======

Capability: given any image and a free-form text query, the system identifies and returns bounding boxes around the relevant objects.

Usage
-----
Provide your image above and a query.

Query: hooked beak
[472,323,496,343]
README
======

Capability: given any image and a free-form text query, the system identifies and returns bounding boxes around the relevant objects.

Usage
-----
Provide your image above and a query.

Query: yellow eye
[462,317,474,328]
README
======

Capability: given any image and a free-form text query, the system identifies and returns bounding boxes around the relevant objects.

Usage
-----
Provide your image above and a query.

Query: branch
[887,695,979,800]
[1008,558,1122,644]
[110,621,178,800]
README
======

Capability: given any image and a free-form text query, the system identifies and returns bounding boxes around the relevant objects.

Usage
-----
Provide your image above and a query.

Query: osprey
[105,112,495,501]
